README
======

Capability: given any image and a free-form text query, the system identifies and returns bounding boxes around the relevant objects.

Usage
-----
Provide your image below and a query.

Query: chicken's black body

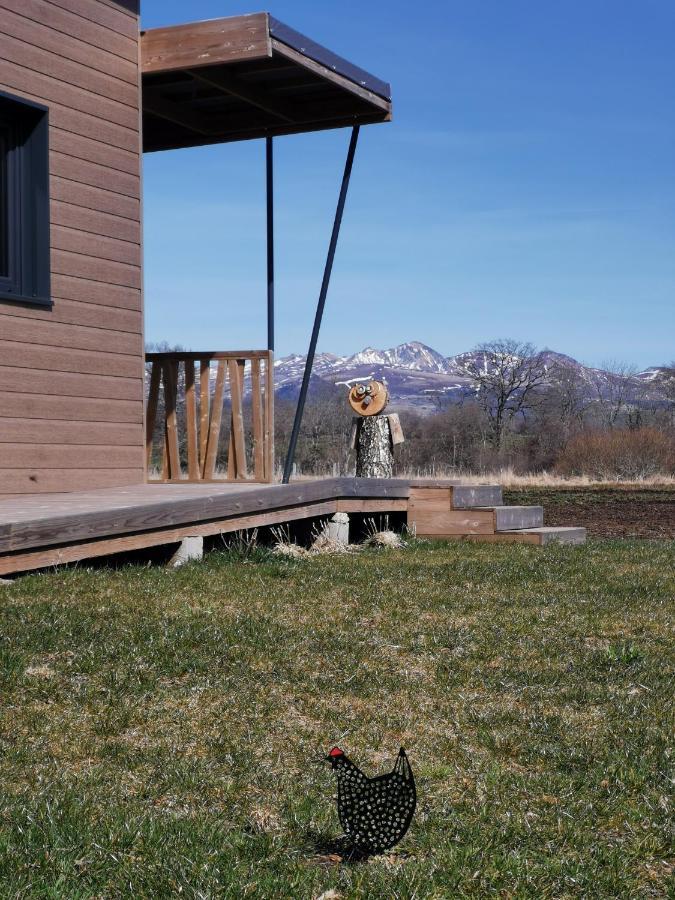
[328,747,416,855]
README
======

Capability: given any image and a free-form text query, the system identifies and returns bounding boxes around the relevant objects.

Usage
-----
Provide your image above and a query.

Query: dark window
[0,91,50,307]
[0,123,10,280]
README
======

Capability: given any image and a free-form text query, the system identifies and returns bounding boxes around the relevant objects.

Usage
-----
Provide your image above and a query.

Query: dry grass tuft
[310,533,352,555]
[441,467,675,488]
[364,530,406,549]
[272,541,309,559]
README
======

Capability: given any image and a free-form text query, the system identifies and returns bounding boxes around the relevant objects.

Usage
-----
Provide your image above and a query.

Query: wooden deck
[0,478,585,576]
[0,478,414,575]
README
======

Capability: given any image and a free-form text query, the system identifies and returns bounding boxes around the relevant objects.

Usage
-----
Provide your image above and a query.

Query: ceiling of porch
[141,13,392,152]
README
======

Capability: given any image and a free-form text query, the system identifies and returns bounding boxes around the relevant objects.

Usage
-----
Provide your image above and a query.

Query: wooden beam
[188,67,296,123]
[143,91,215,136]
[271,39,392,115]
[336,499,407,513]
[146,351,271,362]
[143,112,390,154]
[141,14,272,74]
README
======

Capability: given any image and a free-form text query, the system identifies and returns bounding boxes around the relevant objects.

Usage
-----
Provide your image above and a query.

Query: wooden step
[459,527,587,546]
[408,483,503,509]
[409,504,544,537]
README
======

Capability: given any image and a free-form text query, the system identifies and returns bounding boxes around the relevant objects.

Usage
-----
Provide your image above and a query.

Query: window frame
[0,90,51,308]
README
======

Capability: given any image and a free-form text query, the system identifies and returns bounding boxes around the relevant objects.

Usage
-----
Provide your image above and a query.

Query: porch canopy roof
[141,13,392,152]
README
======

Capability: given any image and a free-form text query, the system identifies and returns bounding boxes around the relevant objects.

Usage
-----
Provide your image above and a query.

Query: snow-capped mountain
[343,342,452,374]
[273,342,670,412]
[273,341,454,386]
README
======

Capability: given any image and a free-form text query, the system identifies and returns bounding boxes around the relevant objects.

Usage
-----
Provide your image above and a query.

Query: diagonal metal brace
[282,125,361,483]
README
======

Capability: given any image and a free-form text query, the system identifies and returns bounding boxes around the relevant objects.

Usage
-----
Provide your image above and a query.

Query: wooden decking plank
[0,478,414,553]
[0,482,263,521]
[0,501,339,577]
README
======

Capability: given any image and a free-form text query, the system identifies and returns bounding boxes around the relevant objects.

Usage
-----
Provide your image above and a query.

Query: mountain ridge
[273,341,670,412]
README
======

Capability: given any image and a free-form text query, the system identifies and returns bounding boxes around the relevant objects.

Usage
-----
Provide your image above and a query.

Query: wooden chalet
[0,1,584,574]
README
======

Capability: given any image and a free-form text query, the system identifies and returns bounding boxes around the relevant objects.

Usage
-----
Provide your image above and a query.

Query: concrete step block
[493,505,544,531]
[451,485,503,509]
[461,526,587,546]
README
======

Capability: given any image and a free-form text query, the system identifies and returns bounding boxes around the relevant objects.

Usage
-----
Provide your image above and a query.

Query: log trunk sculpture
[355,416,394,478]
[344,379,403,478]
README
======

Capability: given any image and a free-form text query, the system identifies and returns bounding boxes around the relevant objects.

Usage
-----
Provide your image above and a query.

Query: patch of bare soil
[504,488,675,540]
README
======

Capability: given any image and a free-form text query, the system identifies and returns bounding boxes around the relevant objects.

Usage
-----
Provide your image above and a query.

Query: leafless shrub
[220,528,259,556]
[555,428,675,480]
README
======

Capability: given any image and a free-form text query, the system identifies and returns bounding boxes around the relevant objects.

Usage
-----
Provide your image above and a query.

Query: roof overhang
[141,13,392,152]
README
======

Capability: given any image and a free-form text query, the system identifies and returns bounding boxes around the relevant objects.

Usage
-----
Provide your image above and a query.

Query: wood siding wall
[0,0,144,498]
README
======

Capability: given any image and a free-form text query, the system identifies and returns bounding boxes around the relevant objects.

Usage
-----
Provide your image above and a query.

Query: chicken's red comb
[328,746,344,757]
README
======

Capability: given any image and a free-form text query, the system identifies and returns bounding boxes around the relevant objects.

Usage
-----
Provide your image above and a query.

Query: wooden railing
[145,351,274,483]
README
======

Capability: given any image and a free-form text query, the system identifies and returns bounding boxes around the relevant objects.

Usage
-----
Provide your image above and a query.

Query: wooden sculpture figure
[344,379,404,477]
[347,379,390,417]
[327,747,416,855]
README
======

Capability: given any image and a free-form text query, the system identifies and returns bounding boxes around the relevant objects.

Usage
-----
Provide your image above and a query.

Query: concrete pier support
[327,512,350,546]
[168,536,204,568]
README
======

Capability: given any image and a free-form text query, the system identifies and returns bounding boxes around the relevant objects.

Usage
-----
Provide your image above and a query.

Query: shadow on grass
[304,831,372,865]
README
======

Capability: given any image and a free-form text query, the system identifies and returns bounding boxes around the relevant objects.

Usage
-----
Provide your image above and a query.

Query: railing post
[185,360,200,480]
[251,358,264,481]
[204,360,227,480]
[145,351,274,484]
[163,360,181,480]
[199,358,210,476]
[145,360,161,471]
[228,359,248,480]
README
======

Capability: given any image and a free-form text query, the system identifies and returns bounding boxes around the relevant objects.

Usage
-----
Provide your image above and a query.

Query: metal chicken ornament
[327,747,416,855]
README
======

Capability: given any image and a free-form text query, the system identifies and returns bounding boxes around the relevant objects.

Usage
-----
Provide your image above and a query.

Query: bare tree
[661,362,675,396]
[588,360,638,429]
[546,360,590,435]
[525,361,588,469]
[656,362,675,427]
[460,339,549,449]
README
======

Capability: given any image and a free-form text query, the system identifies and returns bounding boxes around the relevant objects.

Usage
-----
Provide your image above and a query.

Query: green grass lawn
[1,539,673,898]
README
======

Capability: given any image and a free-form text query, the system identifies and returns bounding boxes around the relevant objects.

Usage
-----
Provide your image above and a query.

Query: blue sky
[142,1,675,368]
